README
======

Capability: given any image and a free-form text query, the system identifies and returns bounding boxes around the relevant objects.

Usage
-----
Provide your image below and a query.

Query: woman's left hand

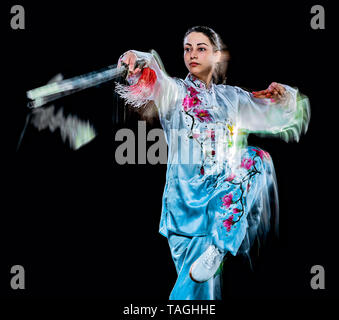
[252,82,286,102]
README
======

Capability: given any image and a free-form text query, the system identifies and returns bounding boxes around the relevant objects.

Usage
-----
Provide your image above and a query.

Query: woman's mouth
[190,62,200,67]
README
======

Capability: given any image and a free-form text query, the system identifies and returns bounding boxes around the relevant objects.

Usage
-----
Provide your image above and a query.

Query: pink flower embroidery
[193,108,212,122]
[225,173,236,182]
[206,129,215,141]
[223,215,235,232]
[192,133,200,139]
[182,95,201,112]
[233,208,241,214]
[200,166,205,175]
[188,86,199,96]
[182,96,192,111]
[241,158,255,170]
[182,96,191,111]
[222,194,233,208]
[191,96,202,106]
[251,148,270,160]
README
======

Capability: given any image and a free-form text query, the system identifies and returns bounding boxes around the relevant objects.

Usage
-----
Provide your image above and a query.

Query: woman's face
[183,32,220,81]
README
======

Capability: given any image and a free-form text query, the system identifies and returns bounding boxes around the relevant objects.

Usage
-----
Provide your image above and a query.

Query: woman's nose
[190,52,197,59]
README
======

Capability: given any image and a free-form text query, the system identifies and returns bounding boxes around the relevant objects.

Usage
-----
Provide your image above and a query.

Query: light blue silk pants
[168,232,224,300]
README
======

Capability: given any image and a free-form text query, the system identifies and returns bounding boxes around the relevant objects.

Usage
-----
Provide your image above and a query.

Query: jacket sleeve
[115,49,184,123]
[234,84,310,142]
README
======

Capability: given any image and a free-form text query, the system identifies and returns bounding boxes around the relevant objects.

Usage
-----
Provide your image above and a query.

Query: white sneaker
[189,245,224,283]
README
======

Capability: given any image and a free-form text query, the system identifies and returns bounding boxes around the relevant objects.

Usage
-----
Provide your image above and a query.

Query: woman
[115,26,310,300]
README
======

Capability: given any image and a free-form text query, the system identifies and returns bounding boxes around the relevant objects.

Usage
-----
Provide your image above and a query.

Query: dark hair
[184,26,230,84]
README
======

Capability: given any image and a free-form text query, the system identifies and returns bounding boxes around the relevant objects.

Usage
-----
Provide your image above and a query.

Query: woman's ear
[214,50,222,63]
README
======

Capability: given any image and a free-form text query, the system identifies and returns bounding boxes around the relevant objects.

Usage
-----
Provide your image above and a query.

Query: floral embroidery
[221,149,267,232]
[223,215,235,232]
[182,95,202,112]
[181,81,215,176]
[182,73,213,126]
[206,129,215,141]
[233,208,241,214]
[251,147,270,160]
[182,84,211,122]
[227,124,234,136]
[193,108,212,123]
[222,194,233,208]
[240,158,255,170]
[188,86,199,96]
[225,173,236,182]
[182,96,192,112]
[182,75,235,178]
[192,133,200,139]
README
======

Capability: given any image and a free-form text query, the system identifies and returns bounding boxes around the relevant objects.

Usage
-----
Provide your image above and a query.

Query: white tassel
[115,82,151,108]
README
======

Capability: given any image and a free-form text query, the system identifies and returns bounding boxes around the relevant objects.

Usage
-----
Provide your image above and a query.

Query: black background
[1,0,337,305]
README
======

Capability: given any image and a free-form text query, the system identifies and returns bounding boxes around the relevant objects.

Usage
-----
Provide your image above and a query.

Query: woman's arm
[115,50,183,122]
[235,82,310,142]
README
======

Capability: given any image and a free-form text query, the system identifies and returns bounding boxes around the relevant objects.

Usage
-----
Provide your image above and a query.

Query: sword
[18,58,146,151]
[27,63,129,109]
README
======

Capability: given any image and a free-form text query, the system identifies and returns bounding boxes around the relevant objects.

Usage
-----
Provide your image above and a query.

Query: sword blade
[27,64,128,108]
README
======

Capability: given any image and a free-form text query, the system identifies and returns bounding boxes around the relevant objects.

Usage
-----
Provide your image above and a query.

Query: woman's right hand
[118,51,143,76]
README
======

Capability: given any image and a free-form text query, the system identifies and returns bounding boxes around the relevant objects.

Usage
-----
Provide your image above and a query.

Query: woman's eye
[184,47,206,52]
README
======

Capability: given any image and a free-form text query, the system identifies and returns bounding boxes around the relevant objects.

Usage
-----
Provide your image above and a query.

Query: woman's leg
[167,232,223,300]
[166,146,277,300]
[212,145,278,259]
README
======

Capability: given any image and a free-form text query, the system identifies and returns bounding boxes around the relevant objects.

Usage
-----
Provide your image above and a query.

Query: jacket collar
[185,73,213,92]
